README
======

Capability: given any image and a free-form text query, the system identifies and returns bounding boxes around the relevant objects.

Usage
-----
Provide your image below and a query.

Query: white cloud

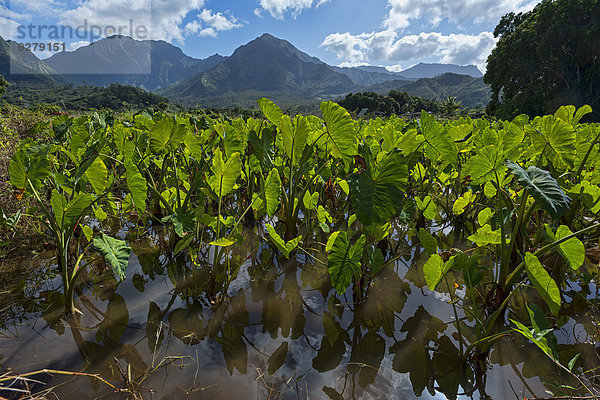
[383,0,539,30]
[198,9,242,32]
[0,16,20,40]
[185,9,242,38]
[321,30,496,71]
[68,40,90,51]
[387,64,404,72]
[258,0,330,19]
[58,0,211,43]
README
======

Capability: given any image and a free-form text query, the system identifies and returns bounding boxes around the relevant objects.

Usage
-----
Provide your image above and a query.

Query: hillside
[399,63,483,79]
[162,34,358,101]
[45,35,226,89]
[367,73,491,108]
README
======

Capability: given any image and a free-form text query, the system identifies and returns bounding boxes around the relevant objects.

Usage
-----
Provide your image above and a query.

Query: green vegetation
[3,100,600,398]
[3,83,168,111]
[485,0,600,120]
[338,90,440,116]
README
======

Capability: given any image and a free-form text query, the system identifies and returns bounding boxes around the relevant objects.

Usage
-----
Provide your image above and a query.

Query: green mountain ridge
[367,73,491,108]
[161,33,358,101]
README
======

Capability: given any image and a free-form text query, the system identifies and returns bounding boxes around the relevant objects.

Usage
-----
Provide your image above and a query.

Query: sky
[0,0,542,72]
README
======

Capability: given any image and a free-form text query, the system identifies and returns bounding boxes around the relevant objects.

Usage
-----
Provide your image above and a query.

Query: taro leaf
[505,161,571,219]
[50,190,94,231]
[477,208,493,226]
[9,146,51,193]
[170,209,195,238]
[484,181,497,198]
[279,115,309,166]
[248,128,275,170]
[527,303,558,357]
[149,117,188,154]
[463,145,506,185]
[468,224,502,246]
[448,252,482,289]
[368,246,385,276]
[572,105,593,125]
[418,228,437,256]
[327,231,366,294]
[423,254,451,290]
[321,101,357,168]
[174,234,195,254]
[303,191,319,210]
[511,318,557,361]
[348,150,408,226]
[266,224,301,259]
[84,157,108,195]
[208,149,241,199]
[93,233,132,281]
[524,252,561,316]
[420,111,458,167]
[544,225,584,270]
[258,98,284,127]
[209,237,236,247]
[124,160,147,215]
[264,168,281,217]
[415,196,437,220]
[530,115,576,169]
[452,190,475,215]
[267,342,288,375]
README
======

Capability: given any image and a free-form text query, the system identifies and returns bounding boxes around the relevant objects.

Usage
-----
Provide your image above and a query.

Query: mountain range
[0,33,490,108]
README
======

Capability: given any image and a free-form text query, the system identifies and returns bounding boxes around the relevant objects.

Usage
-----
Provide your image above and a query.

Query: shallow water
[0,229,594,399]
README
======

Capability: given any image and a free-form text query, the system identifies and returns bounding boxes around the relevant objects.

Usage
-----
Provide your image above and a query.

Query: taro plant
[257,98,358,244]
[413,105,600,369]
[9,114,132,314]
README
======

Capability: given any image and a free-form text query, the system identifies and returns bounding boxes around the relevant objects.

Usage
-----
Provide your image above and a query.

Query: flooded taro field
[1,101,600,399]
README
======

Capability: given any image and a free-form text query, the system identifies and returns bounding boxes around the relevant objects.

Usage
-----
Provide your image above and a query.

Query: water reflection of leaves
[168,305,205,345]
[390,306,446,396]
[348,332,386,388]
[146,301,164,352]
[96,294,129,344]
[356,268,410,336]
[313,312,349,372]
[267,341,288,375]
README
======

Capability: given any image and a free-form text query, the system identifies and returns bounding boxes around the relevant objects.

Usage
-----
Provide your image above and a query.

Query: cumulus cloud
[58,0,227,43]
[258,0,330,19]
[0,15,21,40]
[383,0,539,30]
[321,30,497,71]
[185,9,242,38]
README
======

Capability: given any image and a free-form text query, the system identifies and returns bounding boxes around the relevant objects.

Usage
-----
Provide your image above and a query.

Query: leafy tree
[0,75,8,95]
[440,95,462,117]
[338,91,439,117]
[485,0,600,120]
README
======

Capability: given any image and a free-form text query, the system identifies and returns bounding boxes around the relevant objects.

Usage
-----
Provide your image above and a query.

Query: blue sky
[0,0,541,72]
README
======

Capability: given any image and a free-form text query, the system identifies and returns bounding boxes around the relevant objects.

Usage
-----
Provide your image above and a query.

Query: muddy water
[0,231,591,399]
